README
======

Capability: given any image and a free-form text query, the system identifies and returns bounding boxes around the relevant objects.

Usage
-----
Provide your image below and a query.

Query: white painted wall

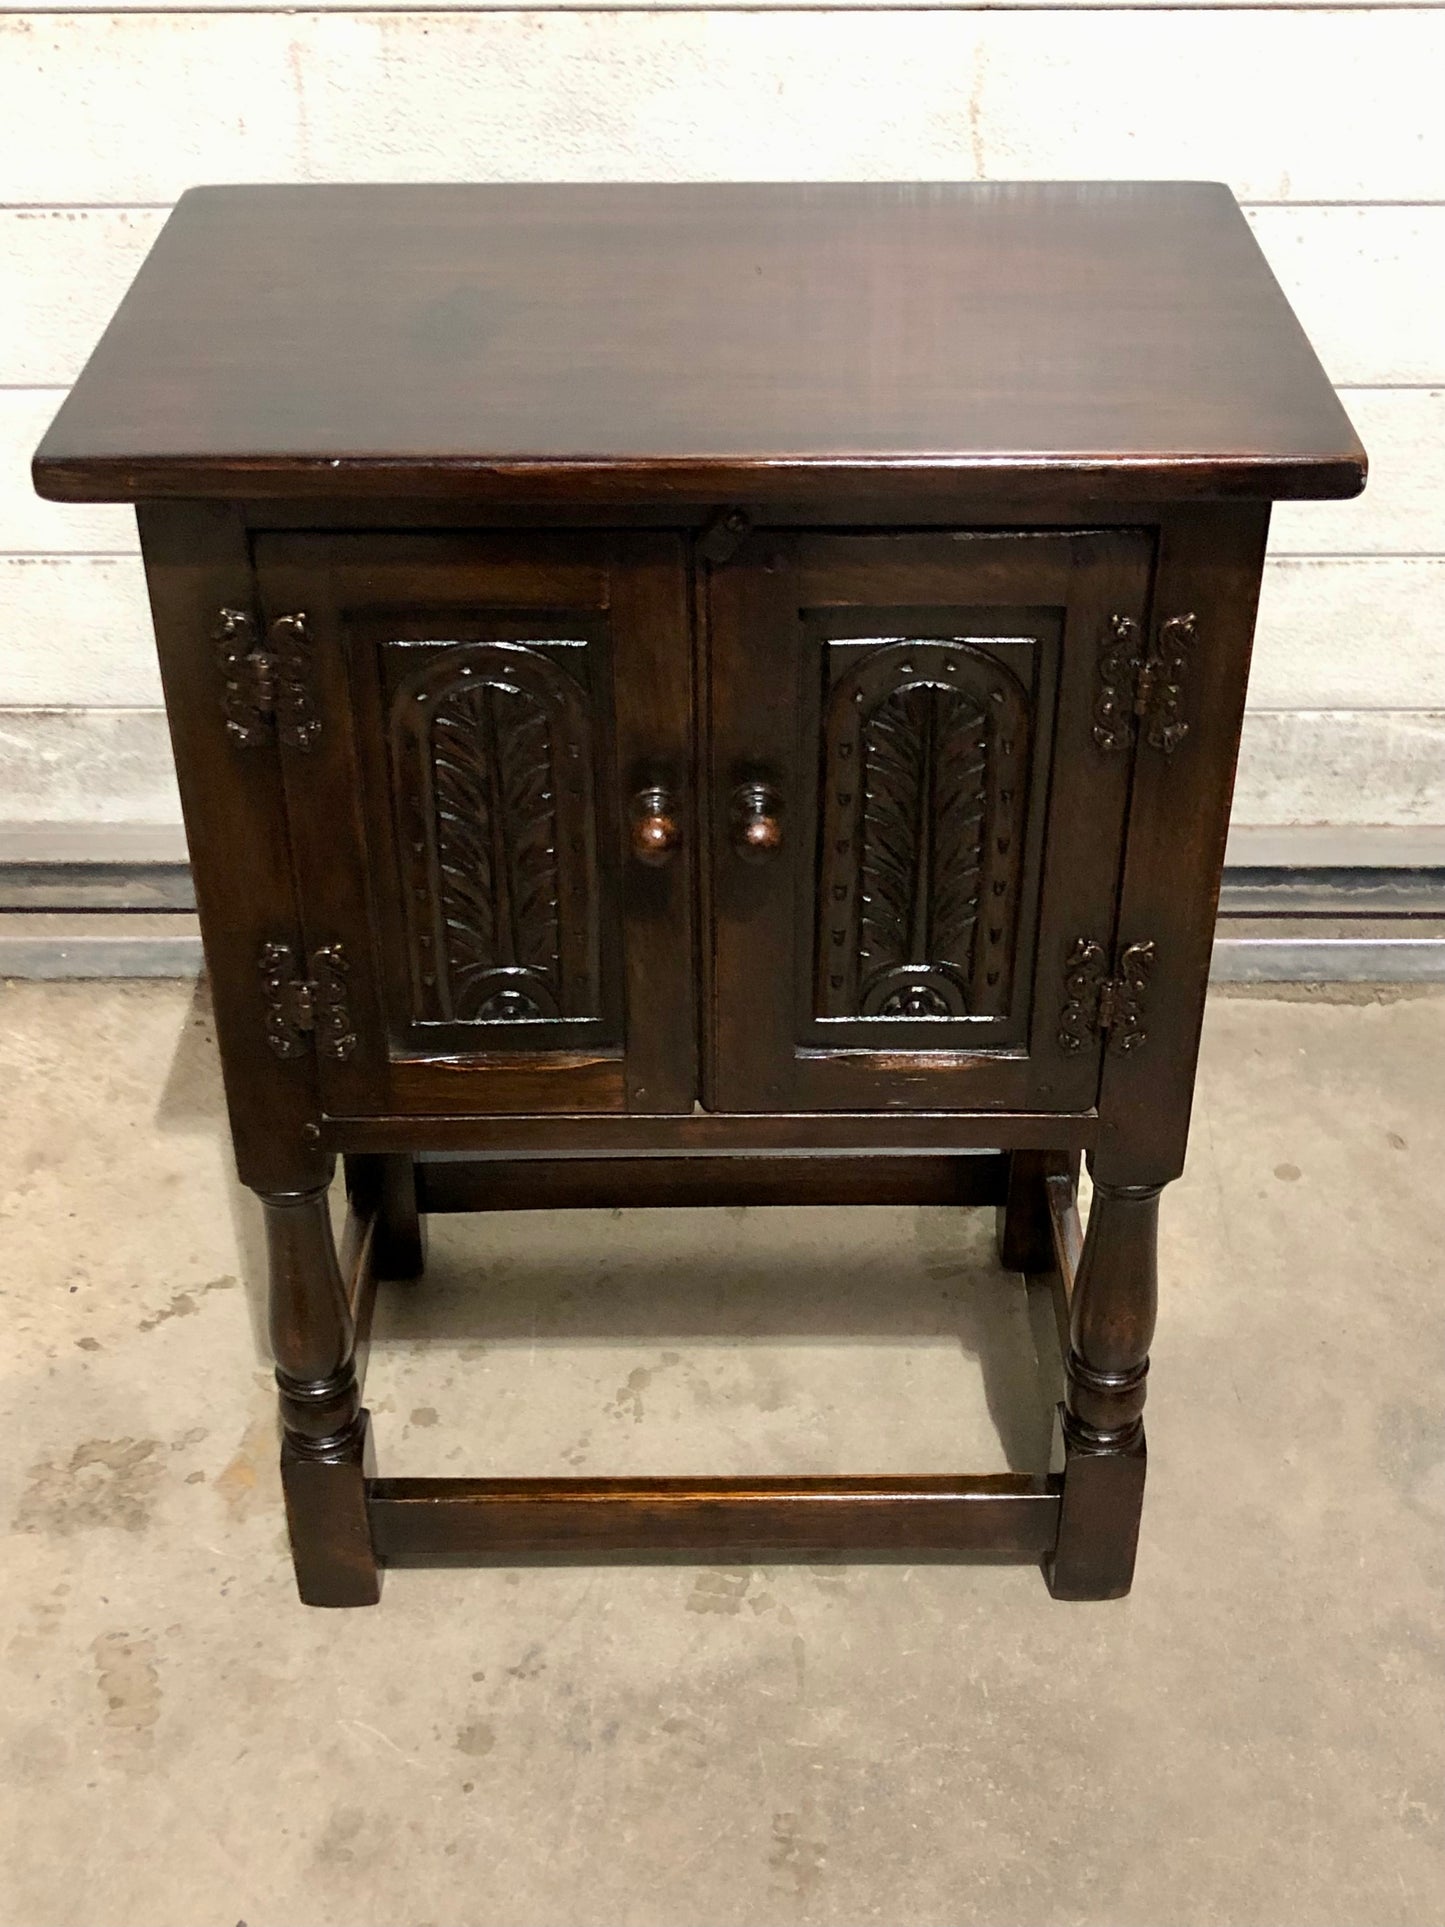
[1,8,1442,859]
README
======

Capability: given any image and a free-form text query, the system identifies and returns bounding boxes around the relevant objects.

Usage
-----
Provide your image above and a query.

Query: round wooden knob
[730,781,784,862]
[629,786,682,865]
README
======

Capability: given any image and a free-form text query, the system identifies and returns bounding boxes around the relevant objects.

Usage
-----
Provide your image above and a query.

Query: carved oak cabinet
[34,182,1365,1604]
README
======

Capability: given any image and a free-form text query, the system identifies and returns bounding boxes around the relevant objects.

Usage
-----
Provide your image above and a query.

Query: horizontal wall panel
[0,208,167,387]
[1270,391,1445,558]
[6,203,1441,394]
[2,13,1442,207]
[1250,558,1445,710]
[2,0,1429,11]
[0,391,136,554]
[1246,207,1445,389]
[0,557,157,704]
[4,550,1443,711]
[0,707,180,825]
[4,705,1440,838]
[1233,709,1445,828]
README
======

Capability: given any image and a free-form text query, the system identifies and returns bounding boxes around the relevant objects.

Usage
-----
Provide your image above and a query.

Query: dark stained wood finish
[416,1151,1010,1214]
[35,183,1364,508]
[253,530,694,1118]
[137,503,328,1194]
[345,1153,425,1281]
[263,1183,380,1606]
[708,528,1146,1112]
[51,183,1362,1603]
[997,1149,1080,1275]
[369,1474,1061,1564]
[324,1108,1100,1157]
[1094,503,1273,1188]
[1047,1433,1148,1603]
[1027,1155,1157,1600]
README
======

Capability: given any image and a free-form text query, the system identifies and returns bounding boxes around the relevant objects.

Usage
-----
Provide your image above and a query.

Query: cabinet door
[254,532,693,1117]
[707,529,1153,1112]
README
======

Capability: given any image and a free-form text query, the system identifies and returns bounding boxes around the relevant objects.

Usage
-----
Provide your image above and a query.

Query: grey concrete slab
[1,979,1443,1927]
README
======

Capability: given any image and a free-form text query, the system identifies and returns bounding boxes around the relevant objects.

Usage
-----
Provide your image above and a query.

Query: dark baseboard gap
[0,861,196,912]
[3,860,1443,920]
[1218,868,1445,919]
[3,863,1445,984]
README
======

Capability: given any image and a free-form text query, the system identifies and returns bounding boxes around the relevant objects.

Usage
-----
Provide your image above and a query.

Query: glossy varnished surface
[35,181,1364,506]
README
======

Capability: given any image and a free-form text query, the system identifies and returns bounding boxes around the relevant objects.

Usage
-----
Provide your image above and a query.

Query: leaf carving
[391,642,601,1031]
[860,682,988,982]
[816,637,1031,1022]
[927,699,988,972]
[430,681,561,1017]
[432,696,497,984]
[859,689,930,968]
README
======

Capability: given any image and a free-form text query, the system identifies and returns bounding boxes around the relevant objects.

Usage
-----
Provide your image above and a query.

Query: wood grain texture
[4,13,1441,206]
[415,1153,1011,1213]
[1251,559,1445,710]
[709,526,1146,1112]
[11,0,1429,12]
[325,1109,1102,1157]
[0,557,155,705]
[1233,710,1445,829]
[368,1474,1062,1564]
[1244,208,1445,388]
[1268,391,1445,558]
[0,209,168,388]
[34,183,1361,507]
[13,206,1437,395]
[15,551,1445,712]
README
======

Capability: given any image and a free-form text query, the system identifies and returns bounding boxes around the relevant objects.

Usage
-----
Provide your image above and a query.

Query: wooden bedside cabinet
[34,181,1365,1606]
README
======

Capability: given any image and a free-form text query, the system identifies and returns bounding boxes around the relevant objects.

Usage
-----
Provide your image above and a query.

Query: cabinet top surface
[33,181,1364,507]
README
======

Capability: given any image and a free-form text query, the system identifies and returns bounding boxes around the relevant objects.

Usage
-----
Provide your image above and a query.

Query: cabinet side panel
[1094,502,1272,1186]
[136,501,327,1191]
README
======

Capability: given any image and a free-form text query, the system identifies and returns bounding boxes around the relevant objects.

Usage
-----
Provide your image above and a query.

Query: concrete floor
[1,980,1443,1927]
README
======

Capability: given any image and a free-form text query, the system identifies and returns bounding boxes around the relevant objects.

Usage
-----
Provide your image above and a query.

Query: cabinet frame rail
[330,1150,1088,1577]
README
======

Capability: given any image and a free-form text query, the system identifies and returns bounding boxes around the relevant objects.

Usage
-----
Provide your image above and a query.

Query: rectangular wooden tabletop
[32,181,1365,508]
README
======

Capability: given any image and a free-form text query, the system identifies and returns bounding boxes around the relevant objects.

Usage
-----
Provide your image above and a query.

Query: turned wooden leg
[344,1153,426,1280]
[262,1181,380,1606]
[1046,1170,1161,1600]
[996,1149,1080,1273]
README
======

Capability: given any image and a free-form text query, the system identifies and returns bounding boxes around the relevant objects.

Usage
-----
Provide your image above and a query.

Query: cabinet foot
[281,1413,381,1607]
[1045,1415,1147,1599]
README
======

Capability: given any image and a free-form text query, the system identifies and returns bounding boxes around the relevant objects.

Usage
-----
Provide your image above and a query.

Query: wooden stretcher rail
[367,1473,1062,1564]
[1044,1159,1083,1352]
[416,1152,1010,1214]
[326,1110,1100,1158]
[340,1201,378,1399]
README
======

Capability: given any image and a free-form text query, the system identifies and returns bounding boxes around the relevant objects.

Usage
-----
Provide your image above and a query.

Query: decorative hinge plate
[1093,612,1196,755]
[259,941,357,1061]
[216,608,320,750]
[1058,937,1156,1055]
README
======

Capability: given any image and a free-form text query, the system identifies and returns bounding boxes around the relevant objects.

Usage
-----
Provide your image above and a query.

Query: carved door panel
[254,532,694,1117]
[707,529,1153,1112]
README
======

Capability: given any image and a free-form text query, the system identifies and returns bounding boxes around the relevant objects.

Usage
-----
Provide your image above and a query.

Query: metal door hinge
[216,608,320,750]
[259,941,356,1061]
[1058,937,1155,1055]
[1093,613,1196,755]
